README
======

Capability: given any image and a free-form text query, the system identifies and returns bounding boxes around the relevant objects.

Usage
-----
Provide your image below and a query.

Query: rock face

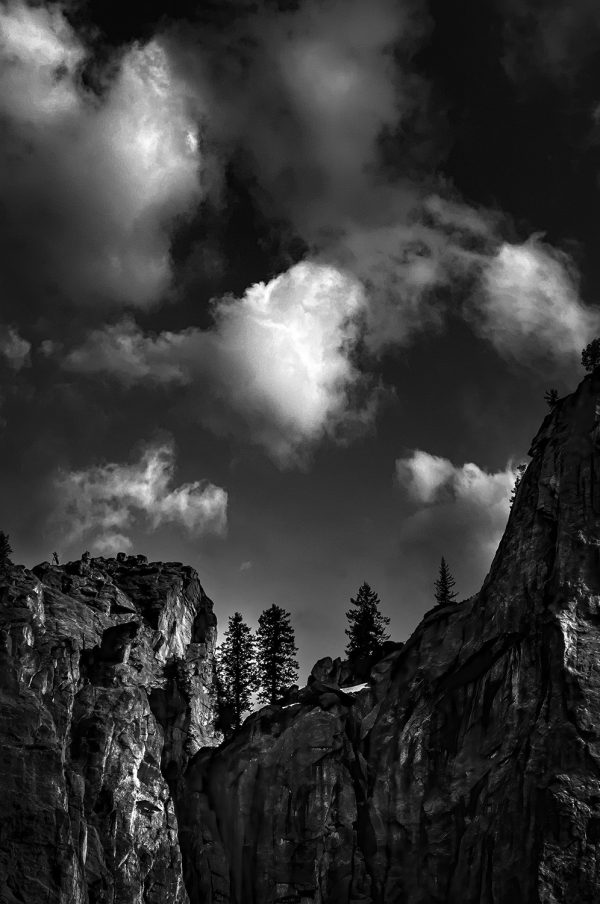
[6,373,600,904]
[0,554,218,904]
[181,372,600,903]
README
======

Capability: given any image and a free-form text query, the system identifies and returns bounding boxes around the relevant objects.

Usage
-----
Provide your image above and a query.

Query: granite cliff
[0,554,218,904]
[4,372,600,903]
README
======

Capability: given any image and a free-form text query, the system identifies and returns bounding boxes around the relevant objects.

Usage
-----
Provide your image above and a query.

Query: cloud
[63,318,191,385]
[471,238,600,364]
[55,441,227,553]
[0,1,202,309]
[498,0,600,84]
[63,262,375,467]
[0,326,31,370]
[395,450,517,595]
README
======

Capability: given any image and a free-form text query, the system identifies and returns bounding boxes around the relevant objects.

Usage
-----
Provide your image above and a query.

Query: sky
[2,0,600,679]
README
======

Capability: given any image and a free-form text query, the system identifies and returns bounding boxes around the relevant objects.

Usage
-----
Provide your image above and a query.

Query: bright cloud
[0,1,202,307]
[395,450,517,595]
[55,441,227,553]
[473,238,600,364]
[63,261,374,467]
[0,326,31,370]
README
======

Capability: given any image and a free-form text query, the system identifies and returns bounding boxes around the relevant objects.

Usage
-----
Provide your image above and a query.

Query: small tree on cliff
[544,388,559,408]
[582,338,600,372]
[0,532,12,565]
[510,463,527,507]
[216,612,257,732]
[256,604,299,705]
[434,557,458,607]
[345,582,390,661]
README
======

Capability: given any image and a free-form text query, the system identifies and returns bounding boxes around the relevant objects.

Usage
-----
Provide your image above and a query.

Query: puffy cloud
[63,262,374,467]
[55,441,227,553]
[395,450,517,596]
[472,238,600,364]
[0,1,202,308]
[0,326,31,370]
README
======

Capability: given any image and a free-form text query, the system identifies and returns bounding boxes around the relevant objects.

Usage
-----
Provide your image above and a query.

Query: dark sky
[1,0,599,678]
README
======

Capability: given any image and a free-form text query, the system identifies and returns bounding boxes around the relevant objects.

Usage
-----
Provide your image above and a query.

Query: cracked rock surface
[0,554,218,904]
[182,372,600,903]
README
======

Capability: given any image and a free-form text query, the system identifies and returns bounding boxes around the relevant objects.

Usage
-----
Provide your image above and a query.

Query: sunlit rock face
[0,554,218,904]
[6,372,600,904]
[183,370,600,904]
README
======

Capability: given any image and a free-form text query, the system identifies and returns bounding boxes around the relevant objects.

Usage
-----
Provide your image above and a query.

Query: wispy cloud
[395,450,517,595]
[55,441,227,553]
[0,1,202,308]
[0,326,31,370]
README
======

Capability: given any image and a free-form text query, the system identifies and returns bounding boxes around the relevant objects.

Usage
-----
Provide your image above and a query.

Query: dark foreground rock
[181,371,600,903]
[6,372,600,903]
[0,555,218,904]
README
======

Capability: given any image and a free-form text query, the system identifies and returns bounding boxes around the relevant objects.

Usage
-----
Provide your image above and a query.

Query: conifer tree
[582,338,600,372]
[256,604,298,705]
[434,557,458,607]
[345,582,390,660]
[510,462,527,506]
[544,388,559,408]
[216,612,257,731]
[0,531,12,565]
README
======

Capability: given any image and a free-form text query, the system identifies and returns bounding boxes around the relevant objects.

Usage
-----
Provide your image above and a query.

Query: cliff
[5,371,600,903]
[0,554,218,904]
[181,371,600,904]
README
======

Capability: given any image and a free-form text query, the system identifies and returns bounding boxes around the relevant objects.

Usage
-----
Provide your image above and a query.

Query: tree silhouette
[256,604,298,705]
[582,338,600,372]
[0,531,12,565]
[510,463,527,507]
[544,389,559,408]
[345,582,390,660]
[434,557,458,607]
[216,612,257,732]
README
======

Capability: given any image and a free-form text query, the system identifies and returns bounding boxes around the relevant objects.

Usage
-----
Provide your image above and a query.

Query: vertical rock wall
[0,555,218,904]
[182,372,600,904]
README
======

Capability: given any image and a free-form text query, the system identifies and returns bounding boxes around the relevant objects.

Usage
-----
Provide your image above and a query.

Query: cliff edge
[0,554,218,904]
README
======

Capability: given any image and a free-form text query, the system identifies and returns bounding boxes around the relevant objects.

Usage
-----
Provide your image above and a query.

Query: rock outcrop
[180,372,600,903]
[0,554,218,904]
[7,372,600,903]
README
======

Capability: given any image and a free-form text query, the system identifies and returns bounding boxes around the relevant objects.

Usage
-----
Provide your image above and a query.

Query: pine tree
[544,389,559,408]
[216,612,257,731]
[582,338,600,372]
[434,557,458,607]
[0,531,12,565]
[256,604,299,705]
[345,582,390,660]
[510,462,527,507]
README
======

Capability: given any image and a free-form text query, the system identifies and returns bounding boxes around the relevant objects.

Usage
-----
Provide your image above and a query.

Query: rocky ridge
[0,554,218,904]
[5,372,600,902]
[180,371,600,903]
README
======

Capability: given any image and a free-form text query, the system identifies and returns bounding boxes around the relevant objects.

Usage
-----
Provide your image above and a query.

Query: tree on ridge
[256,604,299,705]
[345,582,390,661]
[0,532,12,565]
[216,612,257,733]
[434,557,458,607]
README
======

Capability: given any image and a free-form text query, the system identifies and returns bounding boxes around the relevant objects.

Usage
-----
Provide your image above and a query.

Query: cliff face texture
[0,555,218,904]
[5,373,600,904]
[182,371,600,904]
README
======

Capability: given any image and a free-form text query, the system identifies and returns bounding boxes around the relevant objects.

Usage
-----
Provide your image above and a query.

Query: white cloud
[55,441,227,553]
[473,238,600,364]
[63,261,374,467]
[0,326,31,370]
[395,450,517,594]
[0,2,202,307]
